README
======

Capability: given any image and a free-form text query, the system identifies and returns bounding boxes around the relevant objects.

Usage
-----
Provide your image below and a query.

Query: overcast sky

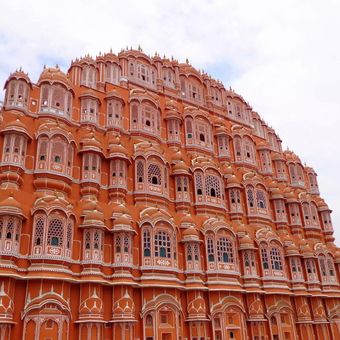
[0,0,339,245]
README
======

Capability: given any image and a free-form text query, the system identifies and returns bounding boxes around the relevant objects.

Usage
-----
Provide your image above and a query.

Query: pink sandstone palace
[0,47,339,340]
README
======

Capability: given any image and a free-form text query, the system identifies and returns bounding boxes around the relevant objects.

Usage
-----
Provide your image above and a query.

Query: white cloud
[0,0,339,244]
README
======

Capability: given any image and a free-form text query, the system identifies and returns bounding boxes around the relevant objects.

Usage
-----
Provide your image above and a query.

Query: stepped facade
[0,48,339,340]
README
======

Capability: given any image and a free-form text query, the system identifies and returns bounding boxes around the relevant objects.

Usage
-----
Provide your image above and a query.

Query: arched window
[217,135,230,158]
[162,67,175,88]
[81,65,96,88]
[83,228,103,262]
[1,133,27,166]
[136,160,144,183]
[82,153,101,183]
[229,189,242,213]
[143,229,151,257]
[205,175,221,198]
[256,189,267,210]
[175,176,190,202]
[243,137,255,164]
[80,98,99,123]
[247,187,255,208]
[34,216,45,247]
[105,63,119,84]
[36,136,73,176]
[305,258,318,282]
[130,102,160,135]
[47,218,63,247]
[195,172,203,196]
[5,79,30,109]
[261,244,284,277]
[114,232,132,266]
[207,237,215,263]
[110,159,127,188]
[39,84,72,117]
[243,250,257,276]
[185,242,201,271]
[261,248,269,270]
[217,237,234,263]
[270,248,283,270]
[107,99,123,127]
[154,231,171,258]
[148,164,162,185]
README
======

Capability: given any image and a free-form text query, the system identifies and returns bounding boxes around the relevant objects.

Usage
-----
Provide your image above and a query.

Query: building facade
[0,47,339,340]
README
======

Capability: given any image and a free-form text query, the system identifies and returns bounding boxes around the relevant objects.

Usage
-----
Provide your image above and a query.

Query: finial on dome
[110,47,113,53]
[186,58,189,64]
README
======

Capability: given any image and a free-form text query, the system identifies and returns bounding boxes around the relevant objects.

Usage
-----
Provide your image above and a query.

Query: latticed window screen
[256,190,267,209]
[270,248,283,270]
[123,234,130,253]
[136,161,144,183]
[154,231,171,258]
[207,237,215,262]
[85,231,91,249]
[261,248,269,269]
[143,230,151,257]
[66,222,72,249]
[217,237,233,263]
[187,244,192,260]
[205,175,221,198]
[289,164,296,180]
[327,258,335,276]
[306,259,316,274]
[34,217,45,246]
[193,243,199,261]
[0,219,3,238]
[246,251,253,268]
[47,218,64,247]
[6,218,14,239]
[319,257,327,276]
[195,173,203,195]
[148,164,161,185]
[247,188,254,207]
[94,230,100,250]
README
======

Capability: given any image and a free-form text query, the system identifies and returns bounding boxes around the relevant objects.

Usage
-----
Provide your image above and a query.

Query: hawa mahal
[0,47,339,340]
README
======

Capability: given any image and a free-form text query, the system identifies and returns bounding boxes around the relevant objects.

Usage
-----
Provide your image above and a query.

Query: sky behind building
[1,0,339,244]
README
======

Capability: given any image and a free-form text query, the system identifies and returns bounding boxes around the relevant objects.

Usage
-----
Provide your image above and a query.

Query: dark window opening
[51,237,59,246]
